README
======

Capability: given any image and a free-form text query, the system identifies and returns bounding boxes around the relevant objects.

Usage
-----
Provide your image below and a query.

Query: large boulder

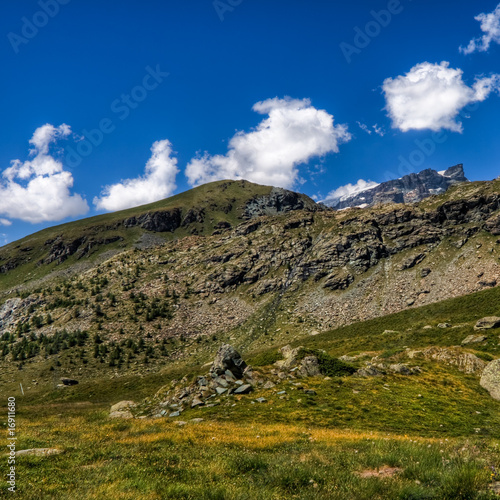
[110,401,136,419]
[210,344,247,379]
[407,347,486,374]
[275,345,303,370]
[480,360,500,400]
[462,335,487,345]
[475,317,500,330]
[297,356,321,378]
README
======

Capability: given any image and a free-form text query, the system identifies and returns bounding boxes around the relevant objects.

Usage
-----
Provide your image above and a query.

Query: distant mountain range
[323,164,469,209]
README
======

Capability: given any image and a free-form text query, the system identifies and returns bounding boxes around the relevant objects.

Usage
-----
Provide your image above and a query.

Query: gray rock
[263,380,276,389]
[224,370,236,381]
[437,323,451,328]
[462,334,487,345]
[277,391,286,395]
[275,345,303,370]
[389,364,413,375]
[110,400,136,419]
[407,347,486,374]
[480,359,500,400]
[191,398,204,408]
[191,418,204,423]
[215,387,227,395]
[210,344,247,379]
[197,376,207,386]
[297,356,321,378]
[16,448,63,457]
[233,384,252,394]
[475,317,500,330]
[255,397,267,403]
[169,411,181,417]
[214,377,229,388]
[304,390,317,395]
[356,365,383,377]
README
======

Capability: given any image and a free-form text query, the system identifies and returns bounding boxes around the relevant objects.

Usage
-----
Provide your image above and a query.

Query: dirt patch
[357,466,403,478]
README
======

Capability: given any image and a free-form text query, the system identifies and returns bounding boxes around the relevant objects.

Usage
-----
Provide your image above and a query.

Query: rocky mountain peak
[324,164,468,210]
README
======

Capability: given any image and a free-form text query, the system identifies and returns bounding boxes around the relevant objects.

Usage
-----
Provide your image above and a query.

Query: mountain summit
[324,164,468,209]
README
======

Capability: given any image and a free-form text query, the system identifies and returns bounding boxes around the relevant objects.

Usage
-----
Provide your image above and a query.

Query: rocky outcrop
[297,356,321,377]
[210,344,247,379]
[275,345,304,370]
[355,362,420,377]
[0,297,43,332]
[407,347,486,374]
[151,345,256,417]
[110,401,136,419]
[475,317,500,330]
[325,164,468,209]
[244,187,318,219]
[480,360,500,400]
[43,235,123,264]
[462,335,487,345]
[124,209,182,232]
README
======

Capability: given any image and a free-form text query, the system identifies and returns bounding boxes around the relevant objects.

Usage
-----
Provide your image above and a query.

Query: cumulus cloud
[185,97,351,189]
[460,3,500,54]
[382,62,500,132]
[0,124,89,224]
[94,139,179,212]
[325,179,379,204]
[0,219,11,226]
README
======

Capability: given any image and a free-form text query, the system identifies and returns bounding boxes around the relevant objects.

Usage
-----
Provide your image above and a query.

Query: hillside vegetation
[2,179,500,498]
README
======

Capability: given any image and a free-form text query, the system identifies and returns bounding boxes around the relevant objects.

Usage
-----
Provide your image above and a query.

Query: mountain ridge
[324,163,469,209]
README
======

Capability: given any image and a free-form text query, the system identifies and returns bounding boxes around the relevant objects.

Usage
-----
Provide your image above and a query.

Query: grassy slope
[3,285,500,498]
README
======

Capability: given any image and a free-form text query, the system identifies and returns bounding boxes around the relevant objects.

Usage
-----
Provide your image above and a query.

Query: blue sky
[0,0,499,245]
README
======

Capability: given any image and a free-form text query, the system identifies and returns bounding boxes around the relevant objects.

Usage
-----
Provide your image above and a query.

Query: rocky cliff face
[0,181,316,279]
[325,164,468,209]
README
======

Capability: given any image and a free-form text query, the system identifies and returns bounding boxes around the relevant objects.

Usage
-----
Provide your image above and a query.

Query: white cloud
[382,62,500,132]
[185,97,351,189]
[460,3,500,54]
[0,124,89,224]
[325,179,379,203]
[94,139,179,212]
[357,122,385,137]
[0,219,11,226]
[357,122,372,135]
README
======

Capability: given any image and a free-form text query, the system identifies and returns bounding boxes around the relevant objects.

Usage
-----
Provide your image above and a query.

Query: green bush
[475,352,494,362]
[297,348,356,377]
